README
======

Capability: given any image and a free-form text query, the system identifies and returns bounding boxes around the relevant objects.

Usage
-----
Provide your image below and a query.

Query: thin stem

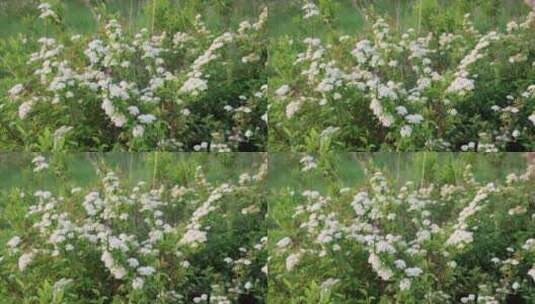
[396,152,401,187]
[152,152,159,187]
[417,0,423,34]
[396,0,401,31]
[151,0,156,34]
[420,152,427,188]
[128,153,134,183]
[129,0,134,32]
[451,153,458,185]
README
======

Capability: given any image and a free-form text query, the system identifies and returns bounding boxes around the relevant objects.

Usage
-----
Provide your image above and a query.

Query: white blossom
[133,125,145,137]
[529,112,535,126]
[7,236,21,249]
[132,277,144,289]
[276,237,292,249]
[405,267,423,277]
[18,101,34,119]
[286,101,302,118]
[275,85,290,97]
[137,266,156,276]
[9,84,24,96]
[399,278,411,291]
[400,125,412,137]
[405,114,424,124]
[18,252,35,271]
[138,114,157,124]
[286,252,302,271]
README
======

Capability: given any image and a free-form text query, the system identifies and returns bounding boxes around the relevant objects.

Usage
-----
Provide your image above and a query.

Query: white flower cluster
[272,12,535,151]
[180,29,235,96]
[31,154,49,172]
[446,182,496,249]
[447,30,499,96]
[37,2,59,22]
[272,163,535,301]
[6,6,268,151]
[299,154,317,172]
[3,158,267,301]
[302,1,320,19]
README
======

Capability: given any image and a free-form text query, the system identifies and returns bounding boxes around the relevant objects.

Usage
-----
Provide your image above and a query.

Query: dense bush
[0,2,267,151]
[269,2,535,151]
[269,155,535,303]
[0,155,267,303]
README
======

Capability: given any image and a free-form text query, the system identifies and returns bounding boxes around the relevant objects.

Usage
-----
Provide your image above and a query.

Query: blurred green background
[0,0,267,38]
[268,152,530,192]
[268,0,529,37]
[0,153,264,191]
[0,0,529,38]
[2,152,527,195]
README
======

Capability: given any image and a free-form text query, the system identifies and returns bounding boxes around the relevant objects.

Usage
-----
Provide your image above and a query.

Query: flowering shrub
[269,5,535,151]
[1,2,267,151]
[0,155,267,303]
[269,156,535,303]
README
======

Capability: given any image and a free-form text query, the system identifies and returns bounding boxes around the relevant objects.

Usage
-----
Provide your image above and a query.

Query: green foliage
[0,154,267,303]
[148,0,202,33]
[268,153,535,303]
[269,2,535,152]
[413,0,460,33]
[0,1,267,151]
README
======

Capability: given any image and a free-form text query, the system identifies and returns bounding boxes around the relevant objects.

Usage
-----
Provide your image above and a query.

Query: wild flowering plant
[270,159,535,303]
[269,8,535,151]
[0,155,267,303]
[1,3,268,151]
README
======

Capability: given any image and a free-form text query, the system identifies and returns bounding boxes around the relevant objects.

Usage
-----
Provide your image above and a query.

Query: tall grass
[268,0,528,38]
[0,153,261,190]
[2,1,527,38]
[0,0,268,37]
[0,0,137,37]
[268,153,528,191]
